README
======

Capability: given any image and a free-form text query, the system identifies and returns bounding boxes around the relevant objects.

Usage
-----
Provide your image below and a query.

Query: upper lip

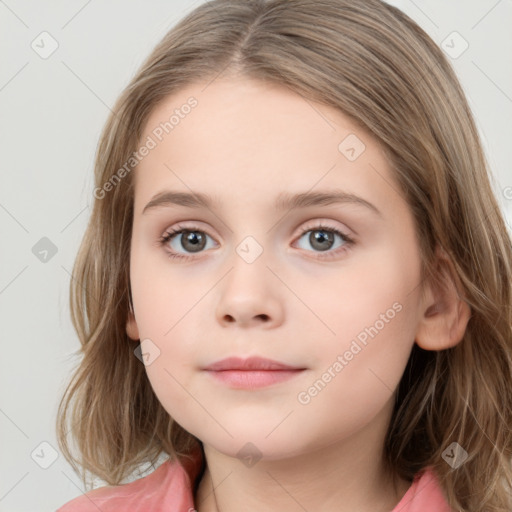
[204,356,304,371]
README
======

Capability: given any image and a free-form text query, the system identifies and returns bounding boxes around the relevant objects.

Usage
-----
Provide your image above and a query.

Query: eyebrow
[142,189,382,217]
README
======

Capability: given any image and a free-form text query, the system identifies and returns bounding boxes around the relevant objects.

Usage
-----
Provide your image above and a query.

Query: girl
[56,0,512,511]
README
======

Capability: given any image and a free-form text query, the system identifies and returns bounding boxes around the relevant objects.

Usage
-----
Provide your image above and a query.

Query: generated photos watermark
[297,301,403,405]
[93,96,198,200]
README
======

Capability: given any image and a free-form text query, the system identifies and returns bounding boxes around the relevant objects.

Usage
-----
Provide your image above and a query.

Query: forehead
[133,77,399,215]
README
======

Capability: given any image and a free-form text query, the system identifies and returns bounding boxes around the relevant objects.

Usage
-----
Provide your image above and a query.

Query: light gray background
[1,1,511,511]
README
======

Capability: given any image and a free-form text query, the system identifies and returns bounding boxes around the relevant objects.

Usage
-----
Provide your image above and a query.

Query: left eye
[158,223,354,260]
[294,225,353,255]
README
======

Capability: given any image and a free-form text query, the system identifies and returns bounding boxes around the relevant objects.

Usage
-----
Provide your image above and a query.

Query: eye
[293,223,354,259]
[158,224,216,261]
[158,222,355,261]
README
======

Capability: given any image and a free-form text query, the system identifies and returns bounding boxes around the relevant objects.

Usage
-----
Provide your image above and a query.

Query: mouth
[204,356,304,371]
[203,356,306,390]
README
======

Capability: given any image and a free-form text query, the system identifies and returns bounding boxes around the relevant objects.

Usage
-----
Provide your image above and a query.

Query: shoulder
[56,456,198,512]
[391,466,452,512]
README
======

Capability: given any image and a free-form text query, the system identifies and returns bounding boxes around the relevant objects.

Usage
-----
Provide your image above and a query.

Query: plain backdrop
[1,1,511,510]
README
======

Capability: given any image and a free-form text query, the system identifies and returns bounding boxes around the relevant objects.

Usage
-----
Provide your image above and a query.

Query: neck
[194,404,411,512]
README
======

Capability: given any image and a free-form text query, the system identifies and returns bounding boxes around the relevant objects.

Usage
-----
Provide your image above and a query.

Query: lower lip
[205,369,305,389]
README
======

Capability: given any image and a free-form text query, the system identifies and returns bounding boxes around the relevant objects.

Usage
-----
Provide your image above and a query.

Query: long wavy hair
[56,0,512,509]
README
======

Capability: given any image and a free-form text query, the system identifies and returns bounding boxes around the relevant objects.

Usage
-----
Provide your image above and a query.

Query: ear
[415,245,471,351]
[126,302,140,341]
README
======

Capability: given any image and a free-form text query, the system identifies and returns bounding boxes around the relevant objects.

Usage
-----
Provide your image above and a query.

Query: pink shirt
[57,448,451,511]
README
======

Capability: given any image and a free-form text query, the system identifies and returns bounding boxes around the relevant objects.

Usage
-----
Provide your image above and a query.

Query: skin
[126,76,471,512]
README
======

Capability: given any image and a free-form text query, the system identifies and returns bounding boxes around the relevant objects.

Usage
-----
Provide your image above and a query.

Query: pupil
[183,231,205,252]
[312,230,333,251]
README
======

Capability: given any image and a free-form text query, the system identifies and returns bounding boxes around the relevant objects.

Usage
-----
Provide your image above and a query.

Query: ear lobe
[415,245,472,351]
[126,306,140,341]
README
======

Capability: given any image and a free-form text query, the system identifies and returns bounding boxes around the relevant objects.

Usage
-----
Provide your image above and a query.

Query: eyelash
[158,222,355,261]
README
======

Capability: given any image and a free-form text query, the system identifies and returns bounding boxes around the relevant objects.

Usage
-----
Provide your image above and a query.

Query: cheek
[140,326,199,428]
[305,243,421,399]
[311,242,421,350]
[132,285,199,399]
[129,254,208,416]
[130,241,206,340]
[294,295,418,443]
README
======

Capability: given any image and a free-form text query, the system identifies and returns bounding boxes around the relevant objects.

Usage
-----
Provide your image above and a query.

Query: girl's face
[127,76,427,460]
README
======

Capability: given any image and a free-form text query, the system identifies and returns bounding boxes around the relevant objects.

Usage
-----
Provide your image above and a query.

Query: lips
[203,356,306,390]
[203,356,304,371]
[203,356,306,389]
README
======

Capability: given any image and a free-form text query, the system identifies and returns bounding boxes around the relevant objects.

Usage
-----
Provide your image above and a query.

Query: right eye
[158,224,217,260]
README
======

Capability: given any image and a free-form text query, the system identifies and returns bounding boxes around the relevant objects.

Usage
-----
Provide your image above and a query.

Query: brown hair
[56,0,512,509]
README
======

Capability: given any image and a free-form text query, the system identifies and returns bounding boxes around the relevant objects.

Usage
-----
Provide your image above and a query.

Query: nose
[215,251,285,329]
